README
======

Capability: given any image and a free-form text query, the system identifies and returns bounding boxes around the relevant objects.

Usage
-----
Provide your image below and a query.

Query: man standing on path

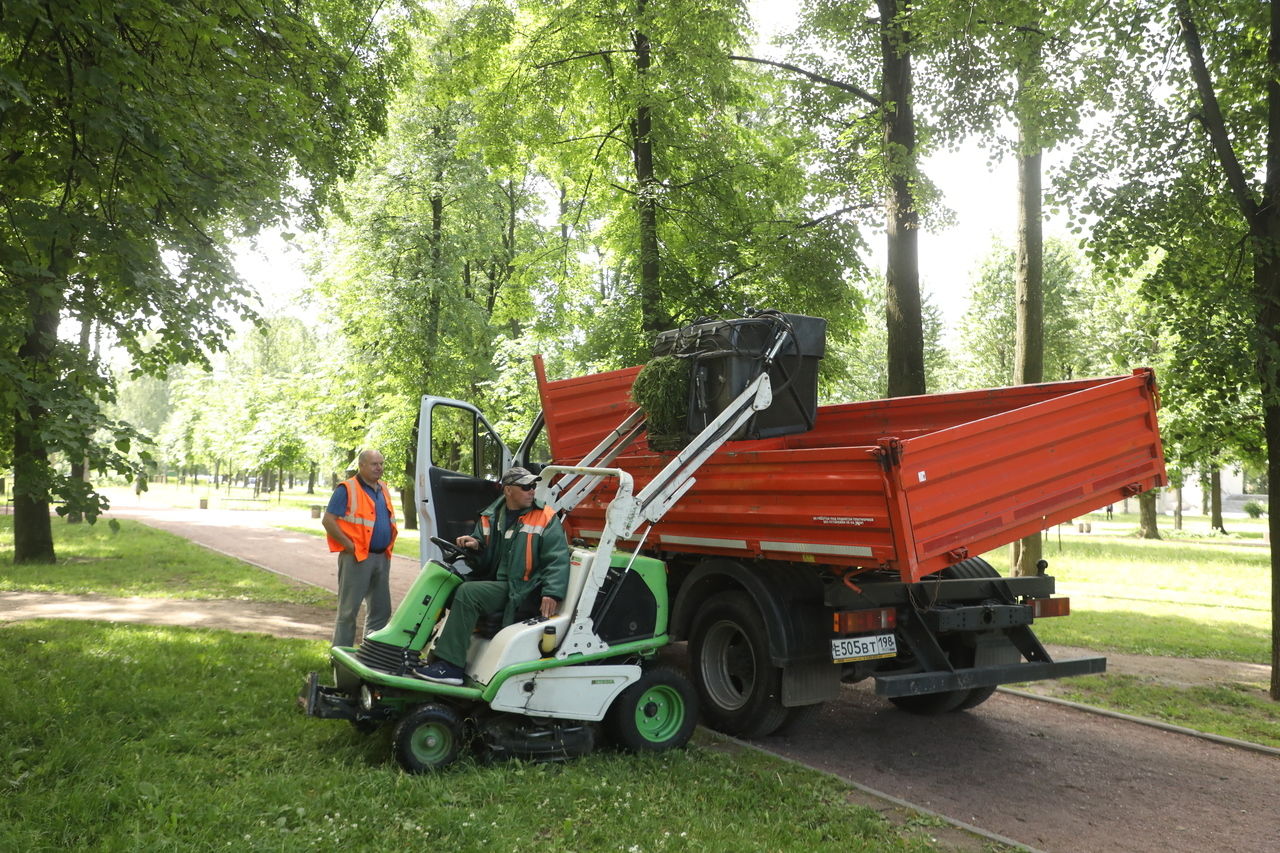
[321,449,397,647]
[412,466,569,685]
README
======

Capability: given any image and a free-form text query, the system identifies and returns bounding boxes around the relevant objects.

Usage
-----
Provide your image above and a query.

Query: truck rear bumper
[872,656,1106,698]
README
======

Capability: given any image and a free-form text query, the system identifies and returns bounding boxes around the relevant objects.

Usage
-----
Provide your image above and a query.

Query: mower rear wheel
[392,703,463,773]
[606,667,698,753]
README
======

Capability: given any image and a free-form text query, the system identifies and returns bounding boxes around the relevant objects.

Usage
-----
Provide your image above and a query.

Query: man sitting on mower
[413,466,571,685]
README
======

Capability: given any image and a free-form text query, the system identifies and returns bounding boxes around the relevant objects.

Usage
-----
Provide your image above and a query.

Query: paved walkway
[3,503,1270,691]
[102,503,423,604]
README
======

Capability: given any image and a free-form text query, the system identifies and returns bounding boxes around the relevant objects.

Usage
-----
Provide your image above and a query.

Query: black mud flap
[298,671,359,721]
[873,656,1106,698]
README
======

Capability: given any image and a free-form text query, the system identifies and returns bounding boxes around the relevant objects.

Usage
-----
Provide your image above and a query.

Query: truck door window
[528,421,551,467]
[430,404,477,475]
[430,402,505,480]
[479,428,504,481]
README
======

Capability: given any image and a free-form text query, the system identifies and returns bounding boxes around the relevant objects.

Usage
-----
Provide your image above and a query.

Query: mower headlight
[359,684,376,711]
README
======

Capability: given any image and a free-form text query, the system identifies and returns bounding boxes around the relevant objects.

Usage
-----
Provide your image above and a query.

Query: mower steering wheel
[430,536,469,569]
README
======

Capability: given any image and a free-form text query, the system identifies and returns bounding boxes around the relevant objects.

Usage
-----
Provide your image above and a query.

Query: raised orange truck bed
[536,359,1166,582]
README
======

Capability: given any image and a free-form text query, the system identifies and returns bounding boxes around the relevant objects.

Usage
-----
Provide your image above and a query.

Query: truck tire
[689,591,790,737]
[944,556,1000,712]
[890,557,1003,715]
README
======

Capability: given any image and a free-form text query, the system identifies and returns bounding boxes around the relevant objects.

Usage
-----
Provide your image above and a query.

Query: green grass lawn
[96,480,339,513]
[0,515,334,607]
[0,619,945,852]
[983,522,1271,664]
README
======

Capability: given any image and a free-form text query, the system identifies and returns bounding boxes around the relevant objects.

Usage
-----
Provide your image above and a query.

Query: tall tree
[520,0,863,364]
[791,0,928,397]
[952,238,1087,389]
[0,0,401,562]
[1062,0,1280,698]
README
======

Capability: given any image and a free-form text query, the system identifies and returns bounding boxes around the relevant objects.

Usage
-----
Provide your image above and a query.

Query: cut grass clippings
[0,515,334,608]
[0,620,942,852]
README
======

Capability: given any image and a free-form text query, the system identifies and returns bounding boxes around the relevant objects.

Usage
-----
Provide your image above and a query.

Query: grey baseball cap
[500,466,540,486]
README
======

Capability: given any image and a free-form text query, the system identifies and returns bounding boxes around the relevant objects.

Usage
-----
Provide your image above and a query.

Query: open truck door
[415,397,511,567]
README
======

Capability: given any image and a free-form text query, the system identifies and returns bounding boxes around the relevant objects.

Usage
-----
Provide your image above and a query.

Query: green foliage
[1243,500,1266,518]
[951,237,1092,389]
[1053,1,1273,472]
[0,0,403,555]
[830,276,949,401]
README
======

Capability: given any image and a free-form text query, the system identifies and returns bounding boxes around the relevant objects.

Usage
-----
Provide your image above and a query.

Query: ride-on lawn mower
[300,322,795,771]
[299,465,702,772]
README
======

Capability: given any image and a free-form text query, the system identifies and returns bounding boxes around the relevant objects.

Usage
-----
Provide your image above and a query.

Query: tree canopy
[0,0,404,561]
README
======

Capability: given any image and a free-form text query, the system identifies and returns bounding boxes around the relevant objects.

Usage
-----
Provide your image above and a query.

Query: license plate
[831,633,897,663]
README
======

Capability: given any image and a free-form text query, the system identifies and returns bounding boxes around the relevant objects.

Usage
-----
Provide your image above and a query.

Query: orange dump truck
[419,320,1166,738]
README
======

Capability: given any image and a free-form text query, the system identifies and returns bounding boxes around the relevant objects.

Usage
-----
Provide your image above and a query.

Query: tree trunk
[1174,484,1183,530]
[307,461,316,495]
[1138,490,1161,539]
[67,313,95,525]
[1210,468,1225,533]
[878,0,925,398]
[13,282,60,564]
[631,5,668,338]
[1266,403,1280,700]
[1010,76,1045,576]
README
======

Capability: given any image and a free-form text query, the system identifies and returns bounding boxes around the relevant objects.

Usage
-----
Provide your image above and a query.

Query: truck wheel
[689,591,790,737]
[888,556,1001,715]
[605,667,698,752]
[392,703,462,773]
[944,556,1002,711]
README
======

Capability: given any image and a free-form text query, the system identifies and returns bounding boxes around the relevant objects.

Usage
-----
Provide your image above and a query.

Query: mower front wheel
[392,703,463,773]
[605,667,698,753]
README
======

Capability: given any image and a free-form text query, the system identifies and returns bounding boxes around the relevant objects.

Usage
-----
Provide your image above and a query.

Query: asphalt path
[104,502,422,603]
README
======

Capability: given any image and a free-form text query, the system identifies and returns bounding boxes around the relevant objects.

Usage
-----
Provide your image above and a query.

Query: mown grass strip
[0,620,942,852]
[983,533,1271,664]
[0,516,334,607]
[1038,674,1280,749]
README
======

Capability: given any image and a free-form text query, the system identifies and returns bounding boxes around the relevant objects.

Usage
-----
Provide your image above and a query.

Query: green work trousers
[431,580,508,668]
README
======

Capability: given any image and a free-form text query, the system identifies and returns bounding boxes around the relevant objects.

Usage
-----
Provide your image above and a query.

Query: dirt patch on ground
[0,591,334,642]
[1032,644,1271,696]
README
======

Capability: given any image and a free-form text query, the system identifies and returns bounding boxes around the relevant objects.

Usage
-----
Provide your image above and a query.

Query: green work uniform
[431,497,570,668]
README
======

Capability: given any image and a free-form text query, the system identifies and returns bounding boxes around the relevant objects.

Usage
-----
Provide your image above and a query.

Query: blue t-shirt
[327,479,393,552]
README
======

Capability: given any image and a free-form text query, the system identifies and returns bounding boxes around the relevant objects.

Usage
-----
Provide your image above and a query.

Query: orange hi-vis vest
[327,477,398,561]
[478,504,557,581]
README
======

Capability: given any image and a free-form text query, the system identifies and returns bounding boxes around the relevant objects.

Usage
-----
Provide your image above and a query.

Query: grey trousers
[332,550,392,647]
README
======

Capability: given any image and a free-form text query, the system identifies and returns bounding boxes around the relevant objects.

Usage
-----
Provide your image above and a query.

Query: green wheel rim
[634,684,685,743]
[409,722,453,765]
